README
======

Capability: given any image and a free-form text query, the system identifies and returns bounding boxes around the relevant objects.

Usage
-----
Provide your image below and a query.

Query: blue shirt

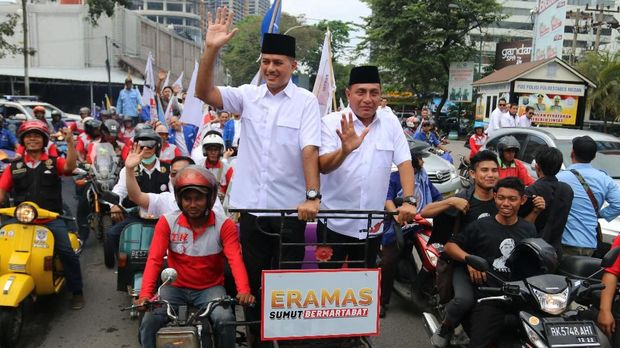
[413,131,440,147]
[116,88,142,117]
[557,163,620,248]
[0,129,16,151]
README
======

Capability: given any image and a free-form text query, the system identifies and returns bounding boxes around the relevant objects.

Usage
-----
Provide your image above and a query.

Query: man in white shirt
[318,65,417,269]
[377,98,393,115]
[499,103,518,128]
[195,7,321,342]
[519,106,535,127]
[487,98,507,136]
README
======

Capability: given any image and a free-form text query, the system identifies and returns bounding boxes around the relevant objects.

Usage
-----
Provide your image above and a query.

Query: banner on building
[261,269,380,340]
[495,40,533,69]
[448,62,475,103]
[532,0,566,61]
[514,81,581,125]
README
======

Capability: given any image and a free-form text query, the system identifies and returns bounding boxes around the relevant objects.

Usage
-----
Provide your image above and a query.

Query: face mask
[142,155,157,165]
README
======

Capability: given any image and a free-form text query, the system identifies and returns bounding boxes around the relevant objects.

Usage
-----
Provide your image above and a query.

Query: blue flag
[260,0,281,40]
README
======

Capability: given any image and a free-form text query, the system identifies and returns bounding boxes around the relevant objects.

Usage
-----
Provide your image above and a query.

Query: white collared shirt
[219,80,321,209]
[500,113,517,128]
[147,191,225,216]
[113,159,166,205]
[518,115,532,127]
[319,107,411,239]
[487,107,503,136]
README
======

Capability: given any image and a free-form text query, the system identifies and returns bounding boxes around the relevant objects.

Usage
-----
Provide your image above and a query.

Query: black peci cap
[348,66,381,86]
[261,33,296,58]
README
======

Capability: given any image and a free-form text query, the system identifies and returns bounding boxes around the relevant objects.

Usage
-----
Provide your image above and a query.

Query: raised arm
[195,6,238,108]
[125,144,150,210]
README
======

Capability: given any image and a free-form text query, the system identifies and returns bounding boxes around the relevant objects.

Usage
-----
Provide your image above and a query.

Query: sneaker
[430,329,449,348]
[71,294,85,310]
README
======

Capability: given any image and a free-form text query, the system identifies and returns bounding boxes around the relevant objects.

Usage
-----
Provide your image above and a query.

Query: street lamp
[283,25,305,35]
[18,2,29,95]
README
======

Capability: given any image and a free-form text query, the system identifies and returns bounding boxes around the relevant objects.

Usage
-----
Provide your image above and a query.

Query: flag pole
[268,0,281,33]
[327,29,337,112]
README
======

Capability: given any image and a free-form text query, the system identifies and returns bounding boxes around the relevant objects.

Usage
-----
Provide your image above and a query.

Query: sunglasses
[498,103,506,107]
[528,112,535,116]
[138,140,157,149]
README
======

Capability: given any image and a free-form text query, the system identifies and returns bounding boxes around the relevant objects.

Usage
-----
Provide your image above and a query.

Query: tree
[0,13,34,59]
[85,0,130,25]
[362,0,504,114]
[575,52,620,132]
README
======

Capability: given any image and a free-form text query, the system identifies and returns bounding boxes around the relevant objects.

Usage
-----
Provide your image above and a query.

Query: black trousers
[316,221,381,269]
[468,302,507,348]
[239,213,306,343]
[378,242,401,305]
[444,264,476,327]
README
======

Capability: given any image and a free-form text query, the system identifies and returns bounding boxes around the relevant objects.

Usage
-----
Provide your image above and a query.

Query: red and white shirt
[139,211,250,298]
[205,160,234,195]
[159,142,182,163]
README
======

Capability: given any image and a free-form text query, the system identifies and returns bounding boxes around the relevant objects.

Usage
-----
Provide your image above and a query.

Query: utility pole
[585,3,620,52]
[567,10,590,65]
[21,0,29,95]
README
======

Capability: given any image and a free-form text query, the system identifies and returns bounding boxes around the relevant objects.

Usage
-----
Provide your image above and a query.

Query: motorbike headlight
[522,321,548,348]
[532,287,569,315]
[15,203,37,223]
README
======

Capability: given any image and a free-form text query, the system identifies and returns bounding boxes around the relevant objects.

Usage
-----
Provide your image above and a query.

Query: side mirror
[161,268,178,283]
[601,247,620,268]
[465,255,490,272]
[101,191,120,205]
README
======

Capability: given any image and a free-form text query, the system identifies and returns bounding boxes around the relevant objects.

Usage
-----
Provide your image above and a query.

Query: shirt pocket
[374,142,394,169]
[275,115,301,146]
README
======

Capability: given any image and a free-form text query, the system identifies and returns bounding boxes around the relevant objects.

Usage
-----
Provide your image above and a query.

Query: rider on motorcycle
[496,135,535,186]
[76,118,102,162]
[201,132,234,199]
[0,114,17,151]
[76,106,91,134]
[468,121,487,160]
[379,140,442,318]
[135,165,255,348]
[155,124,181,163]
[86,119,125,162]
[50,110,67,133]
[413,120,451,162]
[0,120,85,309]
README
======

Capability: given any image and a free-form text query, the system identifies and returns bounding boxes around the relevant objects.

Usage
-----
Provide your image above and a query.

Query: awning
[0,66,145,84]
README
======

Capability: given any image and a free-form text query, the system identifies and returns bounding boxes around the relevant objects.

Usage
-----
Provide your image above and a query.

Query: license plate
[544,321,600,347]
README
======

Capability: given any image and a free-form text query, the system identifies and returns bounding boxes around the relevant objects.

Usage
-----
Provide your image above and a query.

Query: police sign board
[261,269,380,340]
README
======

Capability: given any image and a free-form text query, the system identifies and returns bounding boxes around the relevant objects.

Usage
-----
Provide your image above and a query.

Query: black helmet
[84,118,102,138]
[134,128,162,155]
[497,135,521,155]
[102,119,120,137]
[100,109,111,119]
[51,110,62,119]
[506,238,558,280]
[409,140,431,171]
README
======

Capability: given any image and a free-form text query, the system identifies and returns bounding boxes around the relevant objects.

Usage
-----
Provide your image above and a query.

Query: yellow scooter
[0,202,81,347]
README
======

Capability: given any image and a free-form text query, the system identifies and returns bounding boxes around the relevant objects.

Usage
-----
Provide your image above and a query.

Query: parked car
[437,116,470,135]
[0,98,80,134]
[481,127,620,243]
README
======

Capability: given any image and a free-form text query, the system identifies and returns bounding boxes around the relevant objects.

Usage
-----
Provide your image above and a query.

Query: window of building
[147,1,163,10]
[167,16,184,25]
[166,2,182,11]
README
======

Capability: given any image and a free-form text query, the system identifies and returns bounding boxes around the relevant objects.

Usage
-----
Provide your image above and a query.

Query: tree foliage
[86,0,130,25]
[575,52,620,132]
[0,13,35,59]
[361,0,504,113]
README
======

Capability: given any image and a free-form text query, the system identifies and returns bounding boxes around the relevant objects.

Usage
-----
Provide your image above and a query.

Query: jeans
[3,218,83,293]
[106,215,142,255]
[75,183,91,242]
[139,285,235,348]
[443,264,475,328]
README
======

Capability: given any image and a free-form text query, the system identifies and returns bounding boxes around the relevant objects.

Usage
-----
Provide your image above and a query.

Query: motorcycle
[423,240,619,348]
[51,133,68,158]
[0,202,81,347]
[123,268,252,348]
[102,190,158,319]
[457,155,471,189]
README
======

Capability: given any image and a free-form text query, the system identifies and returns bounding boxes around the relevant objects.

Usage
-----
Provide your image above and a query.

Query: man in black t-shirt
[445,177,538,347]
[424,150,500,347]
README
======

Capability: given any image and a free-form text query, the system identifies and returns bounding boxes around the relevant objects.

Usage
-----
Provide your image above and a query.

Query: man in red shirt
[0,120,85,309]
[598,237,620,339]
[496,135,535,186]
[135,165,254,348]
[201,132,233,199]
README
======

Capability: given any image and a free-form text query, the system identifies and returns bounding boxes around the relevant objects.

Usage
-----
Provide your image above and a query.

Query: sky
[281,0,372,63]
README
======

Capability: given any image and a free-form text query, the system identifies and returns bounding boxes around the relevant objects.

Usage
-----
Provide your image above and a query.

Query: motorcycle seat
[557,256,602,281]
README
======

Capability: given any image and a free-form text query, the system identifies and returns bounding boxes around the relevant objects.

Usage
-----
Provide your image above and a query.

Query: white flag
[312,30,336,116]
[180,61,204,127]
[160,71,170,93]
[172,72,184,91]
[339,97,346,110]
[142,53,156,107]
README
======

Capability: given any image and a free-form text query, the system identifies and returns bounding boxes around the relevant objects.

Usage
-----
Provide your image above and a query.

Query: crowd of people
[4,6,620,348]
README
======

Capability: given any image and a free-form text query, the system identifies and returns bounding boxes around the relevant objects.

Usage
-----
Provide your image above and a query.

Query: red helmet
[18,120,50,147]
[32,105,46,114]
[173,165,218,213]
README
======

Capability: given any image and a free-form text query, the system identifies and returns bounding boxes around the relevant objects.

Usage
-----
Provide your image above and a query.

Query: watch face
[307,190,318,199]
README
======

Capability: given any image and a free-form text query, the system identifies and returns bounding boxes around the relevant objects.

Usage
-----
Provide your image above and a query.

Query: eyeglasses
[528,112,535,116]
[498,103,506,107]
[138,140,157,149]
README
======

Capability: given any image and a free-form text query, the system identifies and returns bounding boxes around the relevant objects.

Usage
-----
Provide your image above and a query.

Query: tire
[102,215,115,269]
[0,306,24,348]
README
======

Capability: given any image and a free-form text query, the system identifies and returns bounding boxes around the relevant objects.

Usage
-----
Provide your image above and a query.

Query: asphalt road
[18,139,471,348]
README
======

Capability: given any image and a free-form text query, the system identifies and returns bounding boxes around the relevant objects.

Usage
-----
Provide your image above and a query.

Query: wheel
[102,215,115,268]
[0,306,24,348]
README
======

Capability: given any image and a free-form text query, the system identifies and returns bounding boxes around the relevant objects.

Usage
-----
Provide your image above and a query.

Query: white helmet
[202,133,225,157]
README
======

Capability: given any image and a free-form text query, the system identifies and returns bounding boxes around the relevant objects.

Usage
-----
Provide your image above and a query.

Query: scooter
[423,240,619,348]
[0,202,81,347]
[102,191,158,319]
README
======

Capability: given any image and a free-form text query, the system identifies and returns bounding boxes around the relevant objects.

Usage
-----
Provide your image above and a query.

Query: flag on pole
[172,72,184,91]
[312,30,337,116]
[142,53,155,107]
[339,98,346,110]
[252,0,282,85]
[160,71,170,92]
[180,61,204,127]
[105,94,112,110]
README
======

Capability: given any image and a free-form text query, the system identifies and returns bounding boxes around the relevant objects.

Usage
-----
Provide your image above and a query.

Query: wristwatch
[402,195,417,207]
[306,189,322,201]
